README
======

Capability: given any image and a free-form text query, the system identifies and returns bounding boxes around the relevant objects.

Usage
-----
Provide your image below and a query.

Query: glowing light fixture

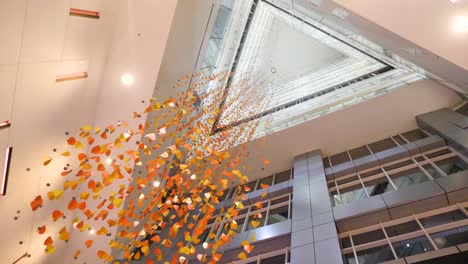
[120,73,135,86]
[106,158,112,165]
[452,15,468,34]
[153,181,160,187]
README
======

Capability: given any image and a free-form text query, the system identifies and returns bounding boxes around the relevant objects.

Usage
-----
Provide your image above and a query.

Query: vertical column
[417,108,468,155]
[291,150,343,264]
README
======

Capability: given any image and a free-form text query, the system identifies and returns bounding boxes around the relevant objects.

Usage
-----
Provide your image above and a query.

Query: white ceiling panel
[0,0,26,65]
[20,0,70,63]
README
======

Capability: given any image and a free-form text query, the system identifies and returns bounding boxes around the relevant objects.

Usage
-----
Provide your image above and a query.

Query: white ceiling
[0,0,466,263]
[264,19,345,81]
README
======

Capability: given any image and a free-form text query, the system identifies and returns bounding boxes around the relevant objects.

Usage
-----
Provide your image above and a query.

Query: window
[274,170,291,184]
[422,164,443,179]
[339,204,468,263]
[330,152,351,166]
[258,175,274,189]
[385,221,420,237]
[267,206,288,225]
[420,210,466,228]
[431,226,468,249]
[338,185,368,205]
[368,138,397,153]
[402,129,428,142]
[389,167,429,190]
[355,245,395,264]
[392,236,434,258]
[392,135,407,145]
[435,156,468,175]
[364,177,394,197]
[352,229,386,246]
[349,146,371,160]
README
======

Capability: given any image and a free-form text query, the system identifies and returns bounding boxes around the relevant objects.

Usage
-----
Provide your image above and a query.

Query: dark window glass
[352,229,386,246]
[349,146,371,160]
[393,135,407,145]
[431,225,468,249]
[274,170,291,184]
[260,253,286,264]
[330,152,351,166]
[457,103,468,116]
[435,156,468,175]
[341,236,352,248]
[355,245,395,264]
[267,206,289,225]
[246,211,266,231]
[339,185,368,205]
[389,168,429,189]
[258,175,274,189]
[426,149,451,159]
[420,210,466,228]
[331,191,340,207]
[384,160,414,172]
[344,253,357,264]
[415,156,425,162]
[392,236,434,258]
[364,177,394,197]
[323,158,331,168]
[402,129,428,142]
[385,221,420,237]
[368,138,397,153]
[422,164,443,179]
[270,195,289,206]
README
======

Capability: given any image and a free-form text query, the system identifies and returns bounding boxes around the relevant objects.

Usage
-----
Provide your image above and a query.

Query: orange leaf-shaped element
[85,240,93,248]
[67,137,76,145]
[51,210,63,221]
[263,159,270,165]
[37,225,46,234]
[61,170,72,177]
[44,236,53,246]
[31,195,43,211]
[97,250,108,260]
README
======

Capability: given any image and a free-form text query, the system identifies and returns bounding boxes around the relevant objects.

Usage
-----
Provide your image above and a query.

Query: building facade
[194,105,468,264]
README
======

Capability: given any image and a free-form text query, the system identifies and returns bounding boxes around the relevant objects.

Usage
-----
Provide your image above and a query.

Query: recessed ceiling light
[120,73,135,86]
[452,15,468,34]
[89,229,95,234]
[106,158,112,165]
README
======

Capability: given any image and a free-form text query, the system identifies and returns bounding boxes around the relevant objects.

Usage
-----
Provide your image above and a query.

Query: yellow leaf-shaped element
[238,252,247,260]
[141,246,149,256]
[251,220,260,228]
[61,151,70,157]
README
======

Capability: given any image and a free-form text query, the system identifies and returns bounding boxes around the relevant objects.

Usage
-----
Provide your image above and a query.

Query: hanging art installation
[29,71,273,264]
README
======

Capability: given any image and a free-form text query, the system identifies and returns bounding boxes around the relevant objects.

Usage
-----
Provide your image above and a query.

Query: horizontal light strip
[1,147,12,196]
[0,120,11,129]
[69,8,100,19]
[56,72,88,82]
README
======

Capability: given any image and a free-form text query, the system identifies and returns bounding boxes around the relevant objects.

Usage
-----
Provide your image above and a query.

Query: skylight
[205,0,426,135]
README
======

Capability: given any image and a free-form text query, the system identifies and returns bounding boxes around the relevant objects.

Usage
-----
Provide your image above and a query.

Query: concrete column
[291,150,343,264]
[417,108,468,156]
